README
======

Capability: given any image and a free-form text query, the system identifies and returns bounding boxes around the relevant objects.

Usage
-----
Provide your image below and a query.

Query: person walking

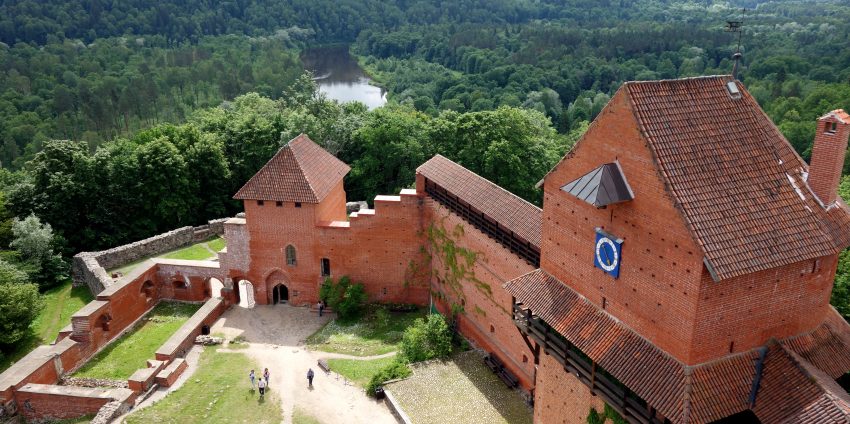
[307,368,315,387]
[263,368,270,387]
[317,300,324,317]
[249,369,256,389]
[258,377,266,398]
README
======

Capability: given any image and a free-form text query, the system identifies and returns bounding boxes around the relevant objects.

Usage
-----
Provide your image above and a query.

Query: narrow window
[729,341,735,353]
[257,200,264,206]
[489,324,495,333]
[295,202,302,208]
[602,297,607,310]
[276,201,283,207]
[321,258,331,277]
[286,245,297,266]
[826,122,838,133]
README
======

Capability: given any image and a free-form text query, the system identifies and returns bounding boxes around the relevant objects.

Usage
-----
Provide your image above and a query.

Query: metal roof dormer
[560,162,634,208]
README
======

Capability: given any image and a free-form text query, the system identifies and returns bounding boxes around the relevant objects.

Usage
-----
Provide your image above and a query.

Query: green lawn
[125,347,283,424]
[326,356,396,386]
[73,302,200,379]
[108,236,225,275]
[306,308,426,356]
[0,280,94,373]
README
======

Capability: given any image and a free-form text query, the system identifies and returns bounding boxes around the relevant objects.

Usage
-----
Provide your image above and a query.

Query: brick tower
[507,77,850,423]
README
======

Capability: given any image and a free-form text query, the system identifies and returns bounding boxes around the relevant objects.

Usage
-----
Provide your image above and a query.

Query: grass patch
[33,282,95,343]
[293,407,323,424]
[108,236,225,275]
[0,280,94,373]
[125,347,282,424]
[207,236,226,252]
[388,351,532,424]
[74,302,200,379]
[326,356,397,386]
[306,308,425,356]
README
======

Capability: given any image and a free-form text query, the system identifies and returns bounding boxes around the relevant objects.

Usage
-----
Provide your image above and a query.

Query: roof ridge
[424,154,542,212]
[623,75,732,86]
[288,134,319,202]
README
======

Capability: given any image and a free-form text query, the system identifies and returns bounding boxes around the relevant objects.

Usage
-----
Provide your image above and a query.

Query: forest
[1,0,850,363]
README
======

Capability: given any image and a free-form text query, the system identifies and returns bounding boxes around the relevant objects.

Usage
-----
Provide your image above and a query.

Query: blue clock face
[594,229,622,279]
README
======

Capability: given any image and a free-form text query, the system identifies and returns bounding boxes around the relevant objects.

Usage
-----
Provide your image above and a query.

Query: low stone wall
[15,383,133,423]
[72,219,228,295]
[154,298,225,362]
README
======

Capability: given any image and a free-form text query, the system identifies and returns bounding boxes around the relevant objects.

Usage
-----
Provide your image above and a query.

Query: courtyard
[118,304,531,424]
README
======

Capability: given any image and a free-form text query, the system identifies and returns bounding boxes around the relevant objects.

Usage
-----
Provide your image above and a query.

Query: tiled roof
[624,76,850,281]
[505,269,686,420]
[783,308,850,379]
[417,155,542,247]
[505,269,850,424]
[821,109,850,124]
[234,134,350,203]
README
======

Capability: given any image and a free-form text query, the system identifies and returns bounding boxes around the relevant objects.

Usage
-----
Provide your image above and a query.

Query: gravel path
[209,304,398,424]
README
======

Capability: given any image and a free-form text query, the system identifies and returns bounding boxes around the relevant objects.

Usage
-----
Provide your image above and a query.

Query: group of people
[249,367,318,396]
[249,368,271,397]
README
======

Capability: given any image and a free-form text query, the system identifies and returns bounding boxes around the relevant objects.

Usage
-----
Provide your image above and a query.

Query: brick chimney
[808,109,850,205]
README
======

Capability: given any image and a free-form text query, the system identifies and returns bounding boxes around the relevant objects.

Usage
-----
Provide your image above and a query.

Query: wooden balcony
[512,303,668,424]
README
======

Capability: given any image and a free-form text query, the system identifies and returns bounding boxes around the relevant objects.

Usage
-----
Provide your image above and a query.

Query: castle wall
[533,353,606,424]
[691,254,838,362]
[542,91,705,364]
[72,219,227,295]
[241,190,429,306]
[425,198,536,389]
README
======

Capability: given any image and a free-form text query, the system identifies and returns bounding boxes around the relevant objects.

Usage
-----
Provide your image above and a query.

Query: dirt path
[210,304,398,424]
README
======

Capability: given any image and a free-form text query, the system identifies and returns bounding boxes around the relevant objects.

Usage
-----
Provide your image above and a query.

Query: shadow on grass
[306,308,426,355]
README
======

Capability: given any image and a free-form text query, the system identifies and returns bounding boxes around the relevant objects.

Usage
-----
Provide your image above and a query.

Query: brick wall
[15,384,132,422]
[533,353,605,424]
[691,254,838,362]
[425,199,536,388]
[72,219,227,295]
[239,189,428,306]
[542,92,704,364]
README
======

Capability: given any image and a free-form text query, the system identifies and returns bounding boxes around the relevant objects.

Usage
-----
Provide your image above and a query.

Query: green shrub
[586,407,604,424]
[373,306,391,327]
[604,403,627,424]
[399,314,452,363]
[0,282,42,345]
[366,359,411,397]
[337,283,367,320]
[321,276,366,320]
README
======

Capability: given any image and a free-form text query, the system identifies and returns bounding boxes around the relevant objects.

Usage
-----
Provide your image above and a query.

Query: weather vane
[725,9,746,79]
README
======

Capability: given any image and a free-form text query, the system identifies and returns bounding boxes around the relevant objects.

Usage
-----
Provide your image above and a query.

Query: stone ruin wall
[72,218,228,295]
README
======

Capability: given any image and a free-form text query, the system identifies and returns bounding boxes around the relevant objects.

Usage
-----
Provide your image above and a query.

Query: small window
[489,324,495,333]
[257,200,264,206]
[286,245,297,266]
[321,258,331,277]
[276,201,283,207]
[174,280,188,290]
[602,297,607,310]
[382,287,388,296]
[826,122,838,133]
[295,202,302,208]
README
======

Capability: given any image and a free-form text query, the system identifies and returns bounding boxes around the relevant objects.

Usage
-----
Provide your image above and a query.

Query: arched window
[286,245,297,266]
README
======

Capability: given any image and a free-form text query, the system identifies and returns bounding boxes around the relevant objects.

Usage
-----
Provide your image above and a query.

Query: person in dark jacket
[307,368,315,387]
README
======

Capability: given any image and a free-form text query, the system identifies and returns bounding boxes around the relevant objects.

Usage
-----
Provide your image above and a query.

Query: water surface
[302,46,387,109]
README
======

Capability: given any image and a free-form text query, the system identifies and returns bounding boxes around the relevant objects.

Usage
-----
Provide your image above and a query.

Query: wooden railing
[424,179,540,266]
[512,303,668,424]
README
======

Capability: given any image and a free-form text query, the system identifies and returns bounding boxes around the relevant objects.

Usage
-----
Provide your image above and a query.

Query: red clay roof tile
[234,134,350,203]
[506,269,850,423]
[624,76,850,281]
[417,154,542,247]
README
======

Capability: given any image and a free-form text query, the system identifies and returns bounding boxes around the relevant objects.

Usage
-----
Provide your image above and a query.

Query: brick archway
[264,268,292,305]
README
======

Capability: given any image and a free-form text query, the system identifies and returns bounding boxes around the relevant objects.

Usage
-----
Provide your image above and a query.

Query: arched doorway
[209,278,224,298]
[237,280,255,308]
[271,284,289,304]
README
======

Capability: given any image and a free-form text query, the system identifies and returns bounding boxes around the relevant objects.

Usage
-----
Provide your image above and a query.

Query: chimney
[808,109,850,206]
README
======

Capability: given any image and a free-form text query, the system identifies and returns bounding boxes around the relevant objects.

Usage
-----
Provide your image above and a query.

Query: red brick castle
[220,75,850,423]
[3,76,849,423]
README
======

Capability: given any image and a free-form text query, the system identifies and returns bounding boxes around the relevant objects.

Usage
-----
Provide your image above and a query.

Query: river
[301,46,387,109]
